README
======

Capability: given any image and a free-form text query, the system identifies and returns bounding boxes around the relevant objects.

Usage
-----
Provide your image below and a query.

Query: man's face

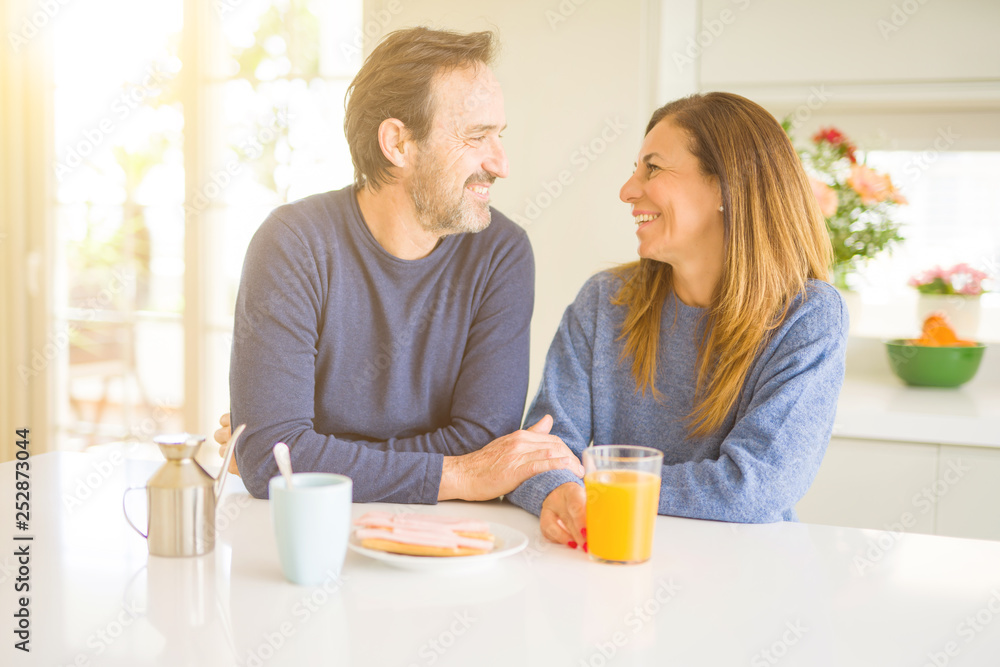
[406,64,509,236]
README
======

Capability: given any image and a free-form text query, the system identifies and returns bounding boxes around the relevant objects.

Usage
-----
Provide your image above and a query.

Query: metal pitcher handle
[122,486,148,539]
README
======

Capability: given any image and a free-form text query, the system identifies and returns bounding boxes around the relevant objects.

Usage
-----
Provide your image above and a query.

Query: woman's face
[619,119,724,267]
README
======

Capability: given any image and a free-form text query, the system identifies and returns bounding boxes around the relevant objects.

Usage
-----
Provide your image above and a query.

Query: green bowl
[885,339,986,388]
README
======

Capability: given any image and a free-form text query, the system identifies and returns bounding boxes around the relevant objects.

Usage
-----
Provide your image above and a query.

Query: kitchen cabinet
[796,437,939,534]
[935,445,1000,541]
[797,438,1000,541]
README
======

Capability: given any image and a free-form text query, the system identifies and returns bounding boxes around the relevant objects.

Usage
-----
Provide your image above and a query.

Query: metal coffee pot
[123,424,245,557]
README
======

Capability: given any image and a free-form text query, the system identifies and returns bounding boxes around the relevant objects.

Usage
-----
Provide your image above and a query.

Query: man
[221,27,583,502]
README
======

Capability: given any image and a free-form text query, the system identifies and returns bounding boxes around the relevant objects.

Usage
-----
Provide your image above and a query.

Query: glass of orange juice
[583,445,663,564]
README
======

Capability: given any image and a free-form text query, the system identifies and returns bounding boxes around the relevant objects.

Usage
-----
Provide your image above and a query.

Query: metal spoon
[272,442,294,490]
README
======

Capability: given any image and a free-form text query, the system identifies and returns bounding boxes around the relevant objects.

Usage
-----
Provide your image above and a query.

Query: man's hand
[437,414,584,502]
[540,482,586,550]
[214,413,239,476]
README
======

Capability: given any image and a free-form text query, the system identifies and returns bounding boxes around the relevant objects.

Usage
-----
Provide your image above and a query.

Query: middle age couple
[220,27,848,551]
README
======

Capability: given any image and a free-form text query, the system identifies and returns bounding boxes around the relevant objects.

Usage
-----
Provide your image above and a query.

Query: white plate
[348,522,528,573]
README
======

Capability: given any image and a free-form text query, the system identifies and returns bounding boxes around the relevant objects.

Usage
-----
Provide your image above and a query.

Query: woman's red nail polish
[567,541,578,549]
[582,542,588,553]
[581,527,587,538]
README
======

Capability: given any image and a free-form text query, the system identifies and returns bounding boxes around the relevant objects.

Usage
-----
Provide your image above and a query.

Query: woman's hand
[540,482,587,551]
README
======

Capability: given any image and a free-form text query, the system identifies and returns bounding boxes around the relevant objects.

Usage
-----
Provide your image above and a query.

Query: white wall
[696,0,1000,149]
[699,0,1000,85]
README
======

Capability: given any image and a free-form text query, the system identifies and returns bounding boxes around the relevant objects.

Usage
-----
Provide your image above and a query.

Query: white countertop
[5,451,1000,666]
[833,337,1000,448]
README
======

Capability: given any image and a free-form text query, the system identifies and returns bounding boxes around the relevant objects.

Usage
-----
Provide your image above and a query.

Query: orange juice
[585,469,661,563]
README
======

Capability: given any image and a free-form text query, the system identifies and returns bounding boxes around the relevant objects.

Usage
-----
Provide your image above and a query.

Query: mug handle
[122,486,148,539]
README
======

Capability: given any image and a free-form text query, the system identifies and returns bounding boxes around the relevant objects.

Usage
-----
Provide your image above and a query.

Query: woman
[506,92,848,549]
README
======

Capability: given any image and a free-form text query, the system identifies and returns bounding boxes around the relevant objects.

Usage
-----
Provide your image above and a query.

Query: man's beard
[408,153,493,236]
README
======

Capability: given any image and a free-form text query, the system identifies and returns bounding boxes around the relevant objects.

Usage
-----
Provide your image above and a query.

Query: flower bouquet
[785,125,907,290]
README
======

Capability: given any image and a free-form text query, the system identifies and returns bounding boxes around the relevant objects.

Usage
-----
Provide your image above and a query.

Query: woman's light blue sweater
[507,271,848,522]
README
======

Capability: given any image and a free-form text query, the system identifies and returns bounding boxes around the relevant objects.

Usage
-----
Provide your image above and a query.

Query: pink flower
[848,164,906,205]
[947,263,990,295]
[809,177,839,217]
[908,266,945,287]
[947,263,988,282]
[910,263,992,296]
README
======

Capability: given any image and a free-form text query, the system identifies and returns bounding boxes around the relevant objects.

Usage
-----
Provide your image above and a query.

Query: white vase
[916,294,981,339]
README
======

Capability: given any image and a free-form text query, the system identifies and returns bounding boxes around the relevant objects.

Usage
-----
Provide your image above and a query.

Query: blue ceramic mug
[269,473,352,585]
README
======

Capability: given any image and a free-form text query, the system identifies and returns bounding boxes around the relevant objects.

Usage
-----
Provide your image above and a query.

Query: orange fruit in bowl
[909,313,977,347]
[885,312,985,387]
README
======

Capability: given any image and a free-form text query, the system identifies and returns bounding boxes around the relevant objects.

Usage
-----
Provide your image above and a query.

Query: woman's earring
[718,205,724,212]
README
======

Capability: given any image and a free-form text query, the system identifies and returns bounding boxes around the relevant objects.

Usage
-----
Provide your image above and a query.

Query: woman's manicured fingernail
[582,542,588,553]
[581,527,587,538]
[567,541,578,549]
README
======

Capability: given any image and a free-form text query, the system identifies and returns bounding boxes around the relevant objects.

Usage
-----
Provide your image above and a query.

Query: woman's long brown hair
[612,92,832,437]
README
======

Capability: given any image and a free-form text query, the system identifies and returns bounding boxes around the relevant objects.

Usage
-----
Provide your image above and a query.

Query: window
[53,0,185,448]
[51,0,361,450]
[860,151,1000,296]
[848,150,1000,340]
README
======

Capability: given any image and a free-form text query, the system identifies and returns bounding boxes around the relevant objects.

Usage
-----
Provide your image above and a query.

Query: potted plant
[909,263,991,339]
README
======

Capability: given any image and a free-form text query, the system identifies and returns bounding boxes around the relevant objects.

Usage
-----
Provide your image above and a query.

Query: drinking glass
[583,445,663,564]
